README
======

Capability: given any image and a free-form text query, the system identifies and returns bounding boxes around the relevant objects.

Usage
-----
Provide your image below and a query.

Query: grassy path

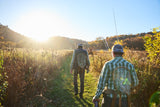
[45,56,100,107]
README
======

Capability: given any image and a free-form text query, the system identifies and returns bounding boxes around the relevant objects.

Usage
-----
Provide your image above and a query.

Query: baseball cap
[112,44,124,53]
[78,44,83,47]
[78,44,83,48]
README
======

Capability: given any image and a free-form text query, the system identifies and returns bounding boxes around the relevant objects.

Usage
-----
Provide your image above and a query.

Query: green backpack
[113,66,132,95]
[76,52,87,69]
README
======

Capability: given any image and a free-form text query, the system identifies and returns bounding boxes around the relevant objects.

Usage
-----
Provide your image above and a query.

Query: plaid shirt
[93,56,139,99]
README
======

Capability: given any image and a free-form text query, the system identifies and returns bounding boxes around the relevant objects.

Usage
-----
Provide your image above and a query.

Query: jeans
[101,95,128,107]
[74,67,85,95]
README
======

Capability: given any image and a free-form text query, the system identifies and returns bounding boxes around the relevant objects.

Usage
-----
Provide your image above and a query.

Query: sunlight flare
[14,10,72,42]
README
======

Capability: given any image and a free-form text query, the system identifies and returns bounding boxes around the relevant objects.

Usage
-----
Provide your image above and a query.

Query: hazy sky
[0,0,160,41]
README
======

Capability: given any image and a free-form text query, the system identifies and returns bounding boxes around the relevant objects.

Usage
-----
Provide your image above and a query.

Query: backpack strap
[111,91,117,107]
[111,93,131,107]
[127,94,131,107]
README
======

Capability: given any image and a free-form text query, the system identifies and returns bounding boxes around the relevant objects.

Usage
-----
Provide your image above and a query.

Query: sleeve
[86,51,90,66]
[131,65,139,87]
[93,63,108,99]
[70,50,76,70]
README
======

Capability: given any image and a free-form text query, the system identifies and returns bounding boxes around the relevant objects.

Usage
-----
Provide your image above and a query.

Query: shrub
[0,51,8,106]
[143,27,160,65]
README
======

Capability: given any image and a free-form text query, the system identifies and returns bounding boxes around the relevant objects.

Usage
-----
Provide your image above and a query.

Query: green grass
[44,55,100,107]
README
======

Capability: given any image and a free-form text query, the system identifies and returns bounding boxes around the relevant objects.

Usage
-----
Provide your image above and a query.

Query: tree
[114,40,123,46]
[88,37,106,49]
[143,27,160,65]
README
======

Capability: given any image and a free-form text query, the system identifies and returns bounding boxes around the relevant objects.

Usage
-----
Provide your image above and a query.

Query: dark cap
[78,44,83,47]
[78,44,83,48]
[112,44,124,53]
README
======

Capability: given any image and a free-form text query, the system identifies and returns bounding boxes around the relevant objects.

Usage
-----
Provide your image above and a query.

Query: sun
[33,35,48,42]
[14,10,72,42]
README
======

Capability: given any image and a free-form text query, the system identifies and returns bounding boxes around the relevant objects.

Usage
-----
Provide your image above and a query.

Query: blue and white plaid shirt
[93,56,139,99]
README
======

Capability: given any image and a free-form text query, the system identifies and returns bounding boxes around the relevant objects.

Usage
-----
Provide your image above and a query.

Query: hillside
[0,24,29,48]
[89,32,154,50]
[47,36,88,49]
[106,32,154,50]
[0,24,87,49]
[0,23,155,50]
[0,24,28,42]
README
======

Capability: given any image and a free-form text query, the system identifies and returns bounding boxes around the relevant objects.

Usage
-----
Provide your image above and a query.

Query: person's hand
[70,70,73,74]
[132,89,137,94]
[92,98,99,103]
[92,98,96,103]
[87,69,89,73]
[86,66,89,73]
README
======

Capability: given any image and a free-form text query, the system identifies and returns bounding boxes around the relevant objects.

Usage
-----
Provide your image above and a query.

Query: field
[0,49,72,106]
[0,49,159,107]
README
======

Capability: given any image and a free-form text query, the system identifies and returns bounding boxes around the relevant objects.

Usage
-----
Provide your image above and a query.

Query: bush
[143,27,160,65]
[0,51,8,106]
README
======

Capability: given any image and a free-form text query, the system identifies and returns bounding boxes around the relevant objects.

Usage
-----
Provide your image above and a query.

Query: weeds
[1,48,71,106]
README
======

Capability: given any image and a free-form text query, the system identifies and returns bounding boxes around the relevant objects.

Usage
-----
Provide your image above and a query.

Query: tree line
[88,32,154,50]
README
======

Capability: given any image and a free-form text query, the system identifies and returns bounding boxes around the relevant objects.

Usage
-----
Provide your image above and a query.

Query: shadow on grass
[75,96,86,107]
[44,56,84,106]
[82,98,92,106]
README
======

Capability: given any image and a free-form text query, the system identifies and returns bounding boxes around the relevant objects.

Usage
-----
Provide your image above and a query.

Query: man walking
[93,44,139,107]
[70,44,90,98]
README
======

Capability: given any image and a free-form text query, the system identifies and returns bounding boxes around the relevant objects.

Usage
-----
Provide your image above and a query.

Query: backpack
[113,66,132,95]
[76,52,87,69]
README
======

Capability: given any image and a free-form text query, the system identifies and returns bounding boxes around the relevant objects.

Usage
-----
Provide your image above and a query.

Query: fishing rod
[104,8,119,50]
[113,8,118,36]
[104,38,110,50]
[113,8,120,42]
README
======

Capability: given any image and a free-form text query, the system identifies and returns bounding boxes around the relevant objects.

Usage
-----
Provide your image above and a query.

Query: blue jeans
[101,96,128,107]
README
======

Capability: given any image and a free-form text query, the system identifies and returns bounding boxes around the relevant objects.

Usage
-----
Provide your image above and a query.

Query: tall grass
[0,48,72,106]
[0,48,159,106]
[89,50,160,107]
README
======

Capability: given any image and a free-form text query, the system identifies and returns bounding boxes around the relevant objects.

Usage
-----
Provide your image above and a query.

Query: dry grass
[1,48,72,106]
[0,48,159,106]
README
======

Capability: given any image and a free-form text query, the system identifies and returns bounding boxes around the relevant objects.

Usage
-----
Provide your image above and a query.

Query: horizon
[0,0,160,42]
[1,23,155,43]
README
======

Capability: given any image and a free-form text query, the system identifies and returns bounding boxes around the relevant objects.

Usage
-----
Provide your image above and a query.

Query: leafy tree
[143,27,160,65]
[88,37,106,49]
[114,40,123,45]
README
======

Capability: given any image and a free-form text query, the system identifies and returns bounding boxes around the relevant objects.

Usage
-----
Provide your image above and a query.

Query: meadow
[0,48,159,107]
[0,48,72,106]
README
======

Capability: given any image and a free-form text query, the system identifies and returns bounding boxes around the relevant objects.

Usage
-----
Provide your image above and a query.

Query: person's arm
[70,50,76,74]
[93,63,108,101]
[131,65,139,92]
[85,51,90,73]
[86,51,90,67]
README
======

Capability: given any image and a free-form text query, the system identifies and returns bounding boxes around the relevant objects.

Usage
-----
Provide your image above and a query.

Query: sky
[0,0,160,41]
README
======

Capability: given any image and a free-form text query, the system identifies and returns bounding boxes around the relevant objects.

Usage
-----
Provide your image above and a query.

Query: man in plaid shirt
[93,44,139,107]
